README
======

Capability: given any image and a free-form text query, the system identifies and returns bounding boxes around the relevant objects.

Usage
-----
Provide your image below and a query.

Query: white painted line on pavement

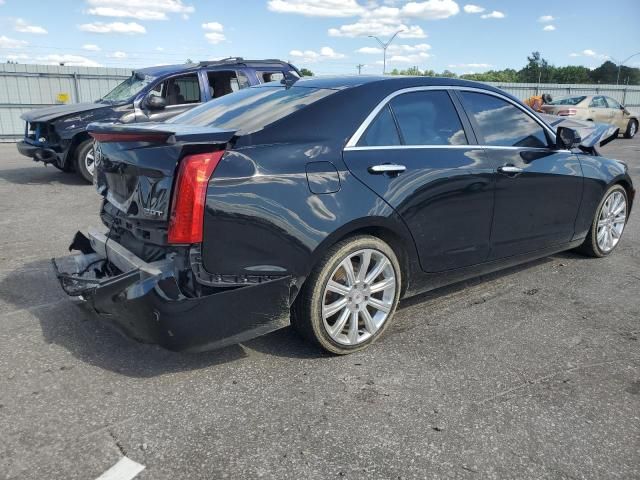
[95,457,145,480]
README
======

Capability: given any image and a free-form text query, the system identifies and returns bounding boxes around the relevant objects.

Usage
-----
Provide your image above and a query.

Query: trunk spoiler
[87,122,237,144]
[540,114,619,151]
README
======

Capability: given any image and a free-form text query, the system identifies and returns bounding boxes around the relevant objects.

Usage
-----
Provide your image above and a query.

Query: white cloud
[480,10,504,19]
[0,35,28,48]
[569,49,609,60]
[543,25,556,31]
[37,54,102,67]
[4,53,30,61]
[329,22,426,38]
[289,46,346,62]
[82,44,101,51]
[463,4,484,13]
[268,0,364,17]
[15,19,48,34]
[326,0,457,39]
[448,63,493,69]
[155,47,164,51]
[78,21,146,34]
[401,0,459,20]
[85,0,194,21]
[359,43,431,55]
[538,15,555,22]
[202,22,226,44]
[107,50,127,58]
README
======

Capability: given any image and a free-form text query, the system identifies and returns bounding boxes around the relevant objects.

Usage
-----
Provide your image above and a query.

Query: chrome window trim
[345,85,557,149]
[345,144,571,153]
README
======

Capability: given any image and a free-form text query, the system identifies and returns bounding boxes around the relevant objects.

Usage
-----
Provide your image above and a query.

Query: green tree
[299,68,314,76]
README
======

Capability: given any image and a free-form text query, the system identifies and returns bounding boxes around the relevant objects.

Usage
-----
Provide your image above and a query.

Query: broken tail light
[168,151,225,245]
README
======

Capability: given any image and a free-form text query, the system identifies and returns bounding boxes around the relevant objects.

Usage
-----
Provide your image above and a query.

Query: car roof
[135,58,295,78]
[288,75,510,96]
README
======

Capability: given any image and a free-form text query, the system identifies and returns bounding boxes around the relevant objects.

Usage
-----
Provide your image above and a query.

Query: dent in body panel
[201,143,402,279]
[573,154,629,239]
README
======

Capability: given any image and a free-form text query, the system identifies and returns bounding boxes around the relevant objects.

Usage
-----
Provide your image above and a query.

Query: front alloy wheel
[577,184,628,257]
[75,139,96,183]
[292,235,401,354]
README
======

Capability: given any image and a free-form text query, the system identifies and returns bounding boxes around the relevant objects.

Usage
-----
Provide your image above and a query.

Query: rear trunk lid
[88,122,235,249]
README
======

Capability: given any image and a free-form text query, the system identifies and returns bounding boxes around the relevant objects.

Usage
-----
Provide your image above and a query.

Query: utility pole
[368,29,404,75]
[616,52,640,85]
[356,63,365,75]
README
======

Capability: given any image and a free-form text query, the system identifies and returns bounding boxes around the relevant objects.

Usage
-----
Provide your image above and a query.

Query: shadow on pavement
[0,165,87,186]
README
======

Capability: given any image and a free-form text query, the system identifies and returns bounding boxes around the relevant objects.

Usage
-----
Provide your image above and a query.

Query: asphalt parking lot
[1,138,639,480]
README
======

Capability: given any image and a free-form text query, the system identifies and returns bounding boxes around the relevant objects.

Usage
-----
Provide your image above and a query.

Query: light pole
[616,52,640,85]
[368,29,404,75]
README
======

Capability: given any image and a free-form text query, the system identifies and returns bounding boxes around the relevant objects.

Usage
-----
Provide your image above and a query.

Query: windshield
[101,73,155,102]
[548,96,586,106]
[169,86,336,134]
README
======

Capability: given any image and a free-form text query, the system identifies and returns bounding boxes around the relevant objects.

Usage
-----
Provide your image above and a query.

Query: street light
[616,52,640,85]
[368,29,404,75]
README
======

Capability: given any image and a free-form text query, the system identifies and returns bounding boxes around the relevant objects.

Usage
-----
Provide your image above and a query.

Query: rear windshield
[548,96,586,106]
[169,86,335,134]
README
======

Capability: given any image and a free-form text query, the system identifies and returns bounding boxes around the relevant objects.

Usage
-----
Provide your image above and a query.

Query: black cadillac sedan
[54,76,635,354]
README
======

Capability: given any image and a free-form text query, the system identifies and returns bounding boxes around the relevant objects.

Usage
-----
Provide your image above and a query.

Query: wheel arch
[308,216,418,298]
[615,177,635,215]
[66,131,92,167]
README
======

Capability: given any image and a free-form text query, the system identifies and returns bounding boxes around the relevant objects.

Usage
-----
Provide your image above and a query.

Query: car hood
[540,113,619,149]
[21,102,112,123]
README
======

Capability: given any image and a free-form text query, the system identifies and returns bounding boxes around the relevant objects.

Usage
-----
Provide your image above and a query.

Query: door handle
[497,165,523,175]
[368,164,406,174]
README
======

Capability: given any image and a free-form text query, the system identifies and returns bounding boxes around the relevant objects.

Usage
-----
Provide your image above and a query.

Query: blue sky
[0,0,639,74]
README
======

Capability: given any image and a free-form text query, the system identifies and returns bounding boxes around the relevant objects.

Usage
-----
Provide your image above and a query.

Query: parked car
[540,95,638,139]
[17,58,300,182]
[54,76,634,355]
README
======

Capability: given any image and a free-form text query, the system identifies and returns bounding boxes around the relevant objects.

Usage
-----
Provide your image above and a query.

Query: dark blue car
[17,58,300,182]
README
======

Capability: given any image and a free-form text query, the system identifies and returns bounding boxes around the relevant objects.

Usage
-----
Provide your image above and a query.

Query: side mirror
[145,95,166,110]
[556,126,582,149]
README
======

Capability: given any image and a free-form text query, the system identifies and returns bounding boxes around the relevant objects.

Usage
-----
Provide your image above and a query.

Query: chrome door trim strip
[344,144,571,153]
[344,85,557,149]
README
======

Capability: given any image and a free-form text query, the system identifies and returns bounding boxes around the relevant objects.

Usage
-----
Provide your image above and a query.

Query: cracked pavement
[0,138,639,479]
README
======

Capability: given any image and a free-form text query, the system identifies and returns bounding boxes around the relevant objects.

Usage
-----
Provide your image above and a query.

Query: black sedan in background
[54,76,634,355]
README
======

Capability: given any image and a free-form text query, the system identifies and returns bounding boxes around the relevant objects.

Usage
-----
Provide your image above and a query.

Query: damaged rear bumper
[53,229,292,352]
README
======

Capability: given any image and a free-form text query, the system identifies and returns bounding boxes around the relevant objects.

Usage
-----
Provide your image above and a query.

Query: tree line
[388,52,640,85]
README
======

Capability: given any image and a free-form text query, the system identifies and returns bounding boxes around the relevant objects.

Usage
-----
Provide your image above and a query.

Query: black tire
[291,235,401,355]
[624,119,638,139]
[576,184,628,258]
[75,139,95,183]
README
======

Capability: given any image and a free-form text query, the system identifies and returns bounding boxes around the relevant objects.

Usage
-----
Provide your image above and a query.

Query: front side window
[390,91,467,146]
[605,97,621,109]
[149,73,201,106]
[460,91,548,148]
[589,96,607,108]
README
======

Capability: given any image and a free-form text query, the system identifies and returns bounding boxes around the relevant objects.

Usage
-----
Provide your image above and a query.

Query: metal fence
[485,82,640,108]
[0,63,130,141]
[1,63,639,141]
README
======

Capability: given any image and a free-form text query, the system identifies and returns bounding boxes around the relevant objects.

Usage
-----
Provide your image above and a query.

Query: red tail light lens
[557,109,577,116]
[168,151,225,245]
[89,132,170,143]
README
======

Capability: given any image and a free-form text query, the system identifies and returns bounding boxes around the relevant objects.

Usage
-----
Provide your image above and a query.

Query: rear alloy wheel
[625,119,637,139]
[75,139,95,183]
[292,235,401,354]
[577,185,628,257]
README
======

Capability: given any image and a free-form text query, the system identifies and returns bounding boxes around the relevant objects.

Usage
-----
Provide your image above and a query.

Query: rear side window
[390,91,467,145]
[460,91,548,148]
[548,96,586,106]
[169,86,336,134]
[259,71,285,83]
[358,106,401,146]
